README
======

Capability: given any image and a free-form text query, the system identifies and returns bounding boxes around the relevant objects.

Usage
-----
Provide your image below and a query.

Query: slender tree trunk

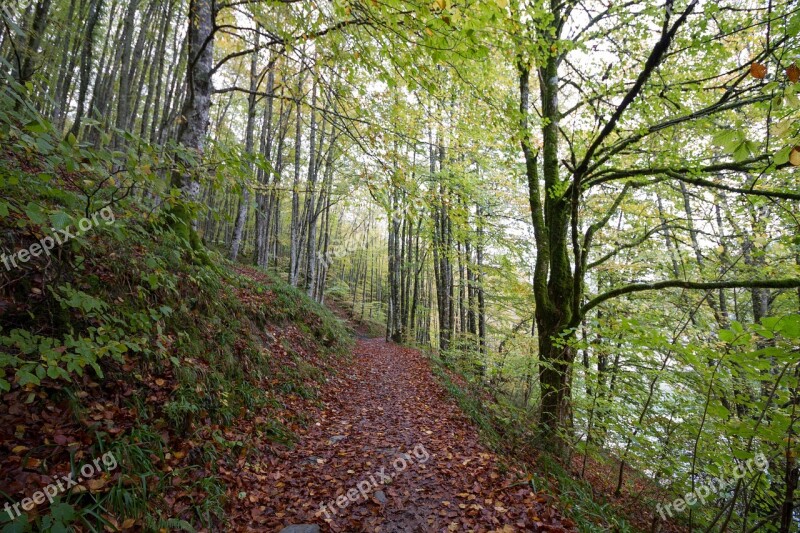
[305,75,319,296]
[289,69,305,285]
[51,0,80,130]
[230,31,260,261]
[266,95,290,268]
[254,62,276,266]
[83,0,120,141]
[156,11,184,143]
[69,0,103,137]
[146,0,174,143]
[391,193,402,342]
[477,203,486,356]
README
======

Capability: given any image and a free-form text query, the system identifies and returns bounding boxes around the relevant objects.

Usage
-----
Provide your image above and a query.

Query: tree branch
[582,278,800,316]
[586,224,669,270]
[581,159,800,200]
[585,156,770,187]
[572,0,698,181]
[664,170,800,201]
[211,18,368,75]
[585,94,771,176]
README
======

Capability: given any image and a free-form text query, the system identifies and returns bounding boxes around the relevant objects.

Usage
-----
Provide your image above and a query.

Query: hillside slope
[0,128,352,531]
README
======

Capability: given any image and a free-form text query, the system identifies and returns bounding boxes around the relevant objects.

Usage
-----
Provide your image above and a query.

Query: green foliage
[324,280,350,299]
[0,87,351,530]
[535,455,637,533]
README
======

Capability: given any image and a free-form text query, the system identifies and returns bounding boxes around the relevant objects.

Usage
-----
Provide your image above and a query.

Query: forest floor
[239,335,576,532]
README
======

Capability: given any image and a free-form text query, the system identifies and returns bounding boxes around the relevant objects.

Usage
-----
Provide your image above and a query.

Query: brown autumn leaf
[217,332,579,531]
[750,62,767,79]
[788,63,800,83]
[86,477,107,492]
[24,457,41,469]
[790,146,800,166]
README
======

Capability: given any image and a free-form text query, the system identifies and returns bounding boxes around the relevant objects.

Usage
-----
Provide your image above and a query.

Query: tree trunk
[169,0,214,243]
[16,0,53,84]
[476,203,486,356]
[305,75,319,296]
[519,39,575,447]
[69,0,103,137]
[254,62,276,266]
[230,31,260,261]
[112,0,143,146]
[289,68,305,286]
[51,0,80,130]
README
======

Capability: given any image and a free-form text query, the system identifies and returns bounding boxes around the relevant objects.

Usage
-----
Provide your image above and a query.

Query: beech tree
[501,0,800,445]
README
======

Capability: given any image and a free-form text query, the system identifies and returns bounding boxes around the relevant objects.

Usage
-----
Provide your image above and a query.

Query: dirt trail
[253,338,573,532]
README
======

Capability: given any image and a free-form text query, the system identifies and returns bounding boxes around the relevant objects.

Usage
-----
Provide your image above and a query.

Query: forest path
[254,337,573,532]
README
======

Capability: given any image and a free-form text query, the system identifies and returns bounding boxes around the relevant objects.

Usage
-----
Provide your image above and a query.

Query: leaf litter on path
[237,338,575,532]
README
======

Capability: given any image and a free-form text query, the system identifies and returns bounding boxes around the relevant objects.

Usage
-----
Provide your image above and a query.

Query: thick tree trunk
[169,0,214,243]
[520,39,575,448]
[16,0,53,84]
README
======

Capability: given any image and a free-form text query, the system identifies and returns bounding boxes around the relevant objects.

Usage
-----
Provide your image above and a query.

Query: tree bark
[305,74,319,296]
[230,31,260,262]
[69,0,103,137]
[289,69,304,286]
[169,0,214,244]
[16,0,53,84]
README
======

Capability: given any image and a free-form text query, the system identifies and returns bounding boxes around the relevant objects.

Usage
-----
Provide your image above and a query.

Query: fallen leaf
[86,478,107,492]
